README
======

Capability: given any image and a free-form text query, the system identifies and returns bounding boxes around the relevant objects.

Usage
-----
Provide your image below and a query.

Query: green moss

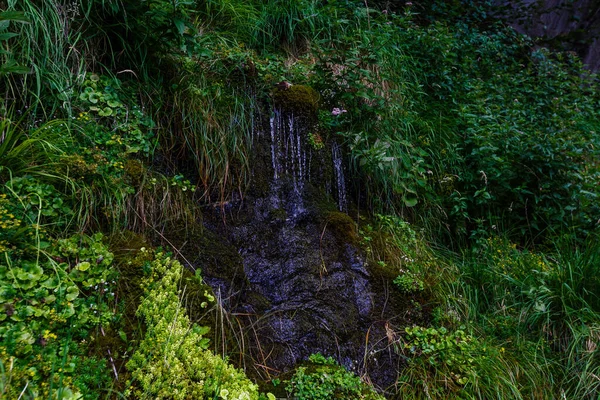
[272,85,319,118]
[180,267,217,322]
[124,159,145,185]
[125,252,259,399]
[324,211,358,245]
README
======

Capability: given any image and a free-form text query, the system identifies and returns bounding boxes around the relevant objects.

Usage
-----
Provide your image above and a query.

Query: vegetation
[0,0,598,399]
[286,353,384,400]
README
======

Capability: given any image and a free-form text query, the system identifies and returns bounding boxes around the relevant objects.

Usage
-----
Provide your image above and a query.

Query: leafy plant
[0,232,117,399]
[286,353,384,400]
[397,325,524,399]
[125,252,259,400]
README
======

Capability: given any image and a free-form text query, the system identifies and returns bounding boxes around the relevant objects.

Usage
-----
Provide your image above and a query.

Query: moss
[324,211,358,245]
[123,159,145,185]
[272,85,319,119]
[164,224,245,283]
[85,231,154,392]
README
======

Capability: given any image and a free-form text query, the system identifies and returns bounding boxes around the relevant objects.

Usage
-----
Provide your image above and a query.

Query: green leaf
[65,286,79,301]
[403,196,418,207]
[0,32,18,41]
[193,325,210,336]
[173,18,186,35]
[0,11,31,23]
[77,261,91,271]
[98,107,113,116]
[41,276,59,289]
[0,62,29,75]
[88,92,100,104]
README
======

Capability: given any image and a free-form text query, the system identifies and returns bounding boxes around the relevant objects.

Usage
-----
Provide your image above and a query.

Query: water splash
[332,142,347,212]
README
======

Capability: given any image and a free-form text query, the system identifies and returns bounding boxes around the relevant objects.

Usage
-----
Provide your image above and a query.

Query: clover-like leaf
[77,261,91,271]
[88,92,100,104]
[65,285,79,301]
[98,107,113,116]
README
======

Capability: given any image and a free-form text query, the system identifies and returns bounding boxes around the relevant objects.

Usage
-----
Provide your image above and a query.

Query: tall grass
[435,235,600,398]
[2,0,91,118]
[156,65,255,202]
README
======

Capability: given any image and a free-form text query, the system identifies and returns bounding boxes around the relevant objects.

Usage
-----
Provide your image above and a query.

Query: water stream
[332,142,347,212]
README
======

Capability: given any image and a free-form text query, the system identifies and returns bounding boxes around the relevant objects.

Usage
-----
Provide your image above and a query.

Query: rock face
[180,104,423,390]
[496,0,600,71]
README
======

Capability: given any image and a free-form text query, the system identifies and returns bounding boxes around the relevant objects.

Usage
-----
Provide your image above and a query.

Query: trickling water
[269,112,280,180]
[269,108,310,192]
[332,142,347,212]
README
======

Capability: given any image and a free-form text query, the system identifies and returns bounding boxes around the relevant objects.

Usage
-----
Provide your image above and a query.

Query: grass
[425,234,600,399]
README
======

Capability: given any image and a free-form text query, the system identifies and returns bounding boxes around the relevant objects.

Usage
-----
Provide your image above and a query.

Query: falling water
[332,142,347,212]
[269,109,309,189]
[269,112,280,180]
[268,108,313,219]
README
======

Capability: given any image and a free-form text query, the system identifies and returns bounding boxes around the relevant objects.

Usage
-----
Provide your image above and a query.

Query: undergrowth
[1,0,599,398]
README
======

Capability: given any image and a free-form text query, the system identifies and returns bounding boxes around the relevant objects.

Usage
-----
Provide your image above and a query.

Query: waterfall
[332,142,347,212]
[269,112,280,180]
[269,108,309,189]
[269,108,311,218]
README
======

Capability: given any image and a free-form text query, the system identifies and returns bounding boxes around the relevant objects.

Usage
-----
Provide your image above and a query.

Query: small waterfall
[269,109,310,190]
[269,108,311,218]
[332,142,347,212]
[269,112,280,180]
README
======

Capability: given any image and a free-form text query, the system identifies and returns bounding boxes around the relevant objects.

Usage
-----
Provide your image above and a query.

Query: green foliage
[286,353,384,400]
[76,74,156,157]
[436,235,600,398]
[393,272,424,293]
[397,325,524,399]
[0,232,117,399]
[307,132,324,150]
[126,252,259,399]
[1,0,599,398]
[400,326,484,386]
[5,176,74,231]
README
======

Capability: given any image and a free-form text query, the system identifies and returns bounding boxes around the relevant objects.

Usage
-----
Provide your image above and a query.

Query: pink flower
[331,107,347,116]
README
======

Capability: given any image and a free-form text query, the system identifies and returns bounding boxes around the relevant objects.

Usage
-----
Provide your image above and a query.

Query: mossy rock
[272,85,319,118]
[324,211,358,245]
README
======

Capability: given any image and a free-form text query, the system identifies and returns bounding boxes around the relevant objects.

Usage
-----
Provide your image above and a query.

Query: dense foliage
[1,0,599,398]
